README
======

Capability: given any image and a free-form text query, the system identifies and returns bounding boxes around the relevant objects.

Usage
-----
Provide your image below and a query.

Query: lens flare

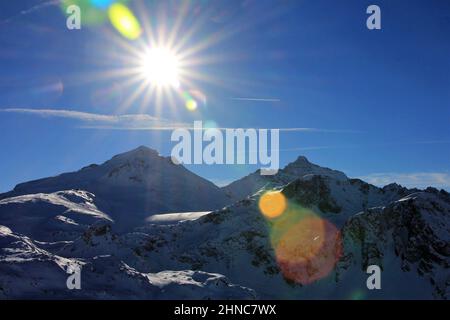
[274,216,342,285]
[181,91,197,111]
[189,89,207,106]
[90,0,114,9]
[61,0,248,118]
[62,1,104,26]
[108,3,142,40]
[259,191,287,219]
[186,99,198,111]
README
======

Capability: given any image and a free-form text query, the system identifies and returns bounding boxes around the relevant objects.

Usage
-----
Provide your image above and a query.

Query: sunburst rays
[60,0,288,125]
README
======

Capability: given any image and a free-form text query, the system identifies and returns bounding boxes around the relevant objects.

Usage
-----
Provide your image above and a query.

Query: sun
[139,47,181,88]
[90,1,251,116]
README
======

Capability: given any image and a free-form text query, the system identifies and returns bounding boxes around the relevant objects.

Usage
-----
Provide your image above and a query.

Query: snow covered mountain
[0,147,448,299]
[337,189,450,299]
[0,224,255,299]
[223,156,350,201]
[0,146,229,230]
[127,178,449,299]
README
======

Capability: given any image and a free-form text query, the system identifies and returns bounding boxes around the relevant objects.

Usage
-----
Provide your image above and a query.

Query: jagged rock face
[221,157,414,226]
[125,183,450,299]
[129,198,284,298]
[338,190,450,299]
[282,176,342,214]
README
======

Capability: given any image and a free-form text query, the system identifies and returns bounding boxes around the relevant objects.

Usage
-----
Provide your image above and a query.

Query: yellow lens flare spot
[141,48,181,88]
[186,99,198,111]
[258,191,287,219]
[108,3,142,40]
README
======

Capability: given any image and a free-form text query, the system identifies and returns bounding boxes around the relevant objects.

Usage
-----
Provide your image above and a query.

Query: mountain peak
[284,155,316,171]
[109,146,160,163]
[134,145,155,152]
[283,156,347,180]
[125,145,159,157]
[293,155,311,164]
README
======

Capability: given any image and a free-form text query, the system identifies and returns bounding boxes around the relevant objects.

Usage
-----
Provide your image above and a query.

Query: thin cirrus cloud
[230,97,281,102]
[1,0,61,24]
[358,172,450,190]
[0,108,190,130]
[0,108,355,133]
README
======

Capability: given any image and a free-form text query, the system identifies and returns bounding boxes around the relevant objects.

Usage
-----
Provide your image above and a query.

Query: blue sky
[1,0,450,192]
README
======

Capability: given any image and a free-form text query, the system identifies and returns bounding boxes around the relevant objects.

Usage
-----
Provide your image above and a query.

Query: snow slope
[0,146,229,230]
[337,189,450,299]
[0,147,448,299]
[0,225,256,299]
[0,190,111,242]
[128,183,449,299]
[145,211,211,225]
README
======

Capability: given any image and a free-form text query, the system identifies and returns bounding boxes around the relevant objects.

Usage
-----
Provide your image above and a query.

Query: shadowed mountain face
[0,146,449,299]
[222,156,349,201]
[0,146,229,230]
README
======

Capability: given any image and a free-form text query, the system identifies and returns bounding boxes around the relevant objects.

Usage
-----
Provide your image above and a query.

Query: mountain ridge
[0,146,229,230]
[0,146,448,299]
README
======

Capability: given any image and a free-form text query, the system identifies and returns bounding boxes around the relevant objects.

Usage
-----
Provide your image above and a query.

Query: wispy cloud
[207,127,352,133]
[0,108,189,130]
[80,126,344,132]
[1,108,357,133]
[277,128,362,133]
[1,0,61,24]
[358,172,450,190]
[230,97,281,102]
[79,125,190,131]
[279,145,356,151]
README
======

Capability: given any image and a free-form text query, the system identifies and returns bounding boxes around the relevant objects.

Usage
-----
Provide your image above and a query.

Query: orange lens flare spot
[108,3,142,40]
[258,191,287,218]
[275,217,342,285]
